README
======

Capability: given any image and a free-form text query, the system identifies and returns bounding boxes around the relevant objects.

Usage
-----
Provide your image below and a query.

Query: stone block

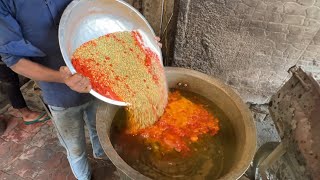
[315,0,320,8]
[303,18,320,27]
[235,3,255,16]
[276,43,290,52]
[282,14,305,25]
[267,2,284,13]
[252,11,266,21]
[306,6,320,20]
[312,32,320,45]
[225,0,240,10]
[267,22,288,32]
[304,27,319,36]
[293,43,307,50]
[215,0,226,4]
[273,49,284,57]
[288,25,304,35]
[256,1,267,12]
[256,45,274,56]
[266,13,282,23]
[284,2,306,15]
[286,34,304,43]
[250,20,267,29]
[297,0,315,6]
[242,0,259,7]
[302,50,318,59]
[283,45,302,59]
[266,31,287,43]
[249,27,266,38]
[287,31,313,44]
[225,17,242,32]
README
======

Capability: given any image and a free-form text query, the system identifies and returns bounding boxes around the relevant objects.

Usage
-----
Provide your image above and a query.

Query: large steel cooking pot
[96,67,257,180]
[58,0,162,106]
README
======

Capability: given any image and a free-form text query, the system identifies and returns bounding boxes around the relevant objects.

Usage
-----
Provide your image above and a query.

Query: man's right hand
[59,66,92,93]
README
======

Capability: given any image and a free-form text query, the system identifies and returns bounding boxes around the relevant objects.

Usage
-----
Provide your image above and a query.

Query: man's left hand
[155,36,162,48]
[60,66,91,93]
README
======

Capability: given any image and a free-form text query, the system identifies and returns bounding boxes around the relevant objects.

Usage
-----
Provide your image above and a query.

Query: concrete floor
[0,81,118,180]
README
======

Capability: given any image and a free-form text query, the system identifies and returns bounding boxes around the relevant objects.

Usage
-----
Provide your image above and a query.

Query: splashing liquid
[111,89,236,180]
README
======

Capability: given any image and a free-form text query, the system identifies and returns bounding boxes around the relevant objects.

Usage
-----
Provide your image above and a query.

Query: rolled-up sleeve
[0,1,45,67]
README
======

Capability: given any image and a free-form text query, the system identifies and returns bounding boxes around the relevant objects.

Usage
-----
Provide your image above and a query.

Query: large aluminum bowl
[58,0,162,106]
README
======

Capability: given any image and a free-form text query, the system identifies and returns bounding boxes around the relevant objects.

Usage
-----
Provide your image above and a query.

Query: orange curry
[136,91,220,153]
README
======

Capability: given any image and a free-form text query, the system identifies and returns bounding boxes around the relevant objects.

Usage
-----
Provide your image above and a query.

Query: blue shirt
[0,0,93,107]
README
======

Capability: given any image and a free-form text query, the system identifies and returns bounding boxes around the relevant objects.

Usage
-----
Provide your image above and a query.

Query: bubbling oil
[110,89,236,180]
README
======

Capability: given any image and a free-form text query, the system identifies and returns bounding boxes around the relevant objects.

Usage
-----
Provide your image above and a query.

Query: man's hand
[155,36,162,48]
[59,66,91,93]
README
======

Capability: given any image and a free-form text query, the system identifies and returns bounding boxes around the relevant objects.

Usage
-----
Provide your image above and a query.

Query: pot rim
[97,67,257,180]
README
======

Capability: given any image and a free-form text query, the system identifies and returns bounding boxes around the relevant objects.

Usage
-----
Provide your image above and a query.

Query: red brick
[0,138,5,146]
[36,166,75,180]
[5,159,38,179]
[1,128,33,144]
[42,138,65,153]
[0,141,24,169]
[43,152,65,169]
[46,120,54,127]
[59,157,71,170]
[19,146,53,162]
[52,171,72,180]
[16,120,44,134]
[30,130,56,148]
[2,117,19,136]
[0,172,23,180]
[67,173,77,180]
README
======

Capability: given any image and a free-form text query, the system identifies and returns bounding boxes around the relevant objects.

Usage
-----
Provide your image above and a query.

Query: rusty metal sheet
[269,66,320,179]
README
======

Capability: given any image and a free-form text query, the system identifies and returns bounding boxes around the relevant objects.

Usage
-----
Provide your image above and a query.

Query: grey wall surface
[174,0,320,103]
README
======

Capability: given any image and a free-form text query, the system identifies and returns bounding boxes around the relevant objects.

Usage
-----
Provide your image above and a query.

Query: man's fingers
[59,66,91,93]
[83,84,92,93]
[66,74,83,86]
[155,36,161,42]
[60,66,72,78]
[73,76,90,90]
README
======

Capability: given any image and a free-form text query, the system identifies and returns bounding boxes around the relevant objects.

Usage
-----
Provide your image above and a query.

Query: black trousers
[0,63,27,109]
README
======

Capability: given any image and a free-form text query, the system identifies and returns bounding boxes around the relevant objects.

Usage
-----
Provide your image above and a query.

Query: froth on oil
[110,89,236,180]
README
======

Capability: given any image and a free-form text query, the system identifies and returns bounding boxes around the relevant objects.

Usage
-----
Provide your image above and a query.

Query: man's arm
[11,58,64,83]
[0,2,91,93]
[11,58,91,93]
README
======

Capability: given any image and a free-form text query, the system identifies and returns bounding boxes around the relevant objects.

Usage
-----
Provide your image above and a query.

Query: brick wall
[174,0,320,103]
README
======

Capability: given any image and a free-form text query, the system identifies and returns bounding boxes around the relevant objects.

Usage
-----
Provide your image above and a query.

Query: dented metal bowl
[58,0,162,106]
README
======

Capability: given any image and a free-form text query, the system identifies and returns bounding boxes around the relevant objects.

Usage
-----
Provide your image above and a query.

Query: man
[0,1,105,179]
[0,58,50,125]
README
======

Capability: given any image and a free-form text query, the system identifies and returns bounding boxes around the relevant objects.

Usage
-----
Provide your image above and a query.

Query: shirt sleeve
[0,1,46,67]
